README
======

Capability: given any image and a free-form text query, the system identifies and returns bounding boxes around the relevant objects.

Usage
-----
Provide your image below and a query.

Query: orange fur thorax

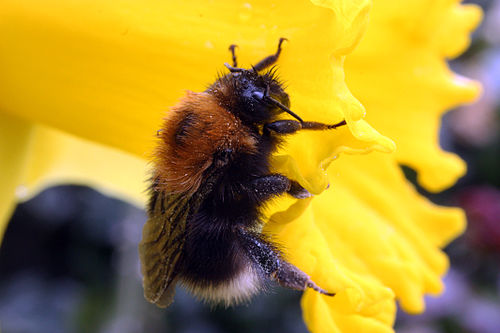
[154,91,257,194]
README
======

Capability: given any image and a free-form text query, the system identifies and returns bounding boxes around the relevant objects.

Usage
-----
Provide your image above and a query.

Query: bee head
[208,67,301,126]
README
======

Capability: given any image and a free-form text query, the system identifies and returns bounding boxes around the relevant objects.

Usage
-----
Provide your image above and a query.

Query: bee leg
[301,119,347,130]
[245,174,311,202]
[238,229,335,296]
[264,119,346,135]
[264,120,302,135]
[253,37,287,72]
[288,180,312,199]
[228,44,238,67]
[273,260,335,296]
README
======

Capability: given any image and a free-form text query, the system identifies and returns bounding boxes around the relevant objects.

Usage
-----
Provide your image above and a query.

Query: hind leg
[237,228,334,296]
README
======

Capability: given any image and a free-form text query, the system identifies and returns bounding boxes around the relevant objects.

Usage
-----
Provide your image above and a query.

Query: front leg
[244,174,311,204]
[264,119,346,135]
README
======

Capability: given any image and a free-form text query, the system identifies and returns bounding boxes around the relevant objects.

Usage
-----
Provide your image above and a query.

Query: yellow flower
[0,0,481,332]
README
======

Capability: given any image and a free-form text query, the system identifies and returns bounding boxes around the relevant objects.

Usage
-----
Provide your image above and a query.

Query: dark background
[1,1,498,332]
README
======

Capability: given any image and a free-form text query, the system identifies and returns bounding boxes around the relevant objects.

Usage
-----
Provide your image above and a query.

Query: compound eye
[251,91,264,101]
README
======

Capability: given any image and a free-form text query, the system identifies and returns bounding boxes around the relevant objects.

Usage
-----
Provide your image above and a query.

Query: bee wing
[139,190,191,308]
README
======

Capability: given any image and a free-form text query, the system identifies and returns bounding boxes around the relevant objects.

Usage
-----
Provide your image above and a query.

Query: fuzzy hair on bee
[139,38,347,308]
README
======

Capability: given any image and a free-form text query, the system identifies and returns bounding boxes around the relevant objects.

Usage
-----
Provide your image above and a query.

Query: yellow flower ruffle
[345,0,482,192]
[0,0,481,332]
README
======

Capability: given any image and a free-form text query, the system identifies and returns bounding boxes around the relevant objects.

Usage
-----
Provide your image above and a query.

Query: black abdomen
[181,213,250,286]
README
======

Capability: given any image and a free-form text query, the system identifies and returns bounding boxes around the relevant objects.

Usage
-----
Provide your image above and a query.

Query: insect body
[139,39,346,307]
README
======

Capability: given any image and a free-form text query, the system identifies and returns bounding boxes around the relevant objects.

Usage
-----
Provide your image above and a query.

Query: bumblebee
[139,38,345,307]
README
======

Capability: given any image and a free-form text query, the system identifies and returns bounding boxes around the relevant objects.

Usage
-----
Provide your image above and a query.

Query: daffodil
[0,0,482,332]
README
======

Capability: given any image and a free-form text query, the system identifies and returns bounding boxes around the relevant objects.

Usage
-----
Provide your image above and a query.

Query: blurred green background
[1,1,499,332]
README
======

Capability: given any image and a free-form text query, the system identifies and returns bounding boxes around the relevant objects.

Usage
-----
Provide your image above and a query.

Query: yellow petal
[345,0,482,192]
[266,152,465,330]
[0,114,34,239]
[20,125,147,206]
[0,112,147,237]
